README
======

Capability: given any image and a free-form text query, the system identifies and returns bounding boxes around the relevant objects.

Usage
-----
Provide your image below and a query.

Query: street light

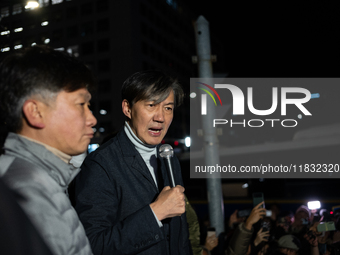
[25,1,39,10]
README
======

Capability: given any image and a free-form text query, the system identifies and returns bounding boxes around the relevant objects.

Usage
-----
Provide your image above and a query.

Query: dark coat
[73,130,191,255]
[226,223,253,255]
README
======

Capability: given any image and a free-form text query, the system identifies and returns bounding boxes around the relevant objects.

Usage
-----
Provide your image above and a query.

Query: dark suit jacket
[73,129,191,255]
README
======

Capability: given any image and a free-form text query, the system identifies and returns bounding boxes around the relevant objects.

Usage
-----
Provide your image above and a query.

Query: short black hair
[121,70,184,107]
[0,45,95,133]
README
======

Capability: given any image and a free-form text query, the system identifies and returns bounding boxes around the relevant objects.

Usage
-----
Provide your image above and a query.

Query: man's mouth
[148,128,162,134]
[86,133,94,138]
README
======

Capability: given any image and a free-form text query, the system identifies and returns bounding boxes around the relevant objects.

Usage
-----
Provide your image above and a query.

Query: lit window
[1,47,10,52]
[1,7,10,17]
[52,0,63,5]
[14,27,23,33]
[41,0,50,7]
[55,47,65,51]
[88,144,99,153]
[12,4,22,15]
[1,30,10,36]
[14,45,23,50]
[41,21,49,26]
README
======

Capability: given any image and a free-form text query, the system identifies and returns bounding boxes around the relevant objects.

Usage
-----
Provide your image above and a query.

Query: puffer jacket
[226,222,253,255]
[0,133,92,255]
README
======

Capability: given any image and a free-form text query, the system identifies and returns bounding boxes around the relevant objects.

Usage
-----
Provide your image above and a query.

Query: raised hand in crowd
[226,202,266,255]
[254,228,270,247]
[229,209,246,229]
[203,234,218,254]
[304,222,320,255]
[304,233,319,255]
[245,201,266,231]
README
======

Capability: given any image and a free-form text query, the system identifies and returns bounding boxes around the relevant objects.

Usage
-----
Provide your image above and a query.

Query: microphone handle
[165,157,176,188]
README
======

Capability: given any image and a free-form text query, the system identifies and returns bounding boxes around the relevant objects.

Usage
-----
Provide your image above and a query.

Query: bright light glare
[99,127,105,133]
[242,183,249,189]
[14,27,23,32]
[1,30,10,36]
[308,201,321,210]
[31,42,37,46]
[99,109,107,115]
[298,114,302,119]
[41,21,49,26]
[190,92,197,98]
[25,1,40,9]
[88,144,99,153]
[44,38,50,44]
[185,137,191,147]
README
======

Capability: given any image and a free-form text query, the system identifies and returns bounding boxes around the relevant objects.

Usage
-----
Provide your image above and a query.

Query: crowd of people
[197,203,340,255]
[1,45,339,255]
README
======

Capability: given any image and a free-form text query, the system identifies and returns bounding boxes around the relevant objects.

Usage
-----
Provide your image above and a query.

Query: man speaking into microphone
[73,70,192,255]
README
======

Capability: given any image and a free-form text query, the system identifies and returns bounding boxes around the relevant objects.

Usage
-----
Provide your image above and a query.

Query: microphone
[159,144,175,188]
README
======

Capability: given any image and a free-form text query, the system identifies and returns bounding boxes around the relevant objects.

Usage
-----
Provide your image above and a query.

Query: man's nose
[154,106,165,122]
[86,108,97,127]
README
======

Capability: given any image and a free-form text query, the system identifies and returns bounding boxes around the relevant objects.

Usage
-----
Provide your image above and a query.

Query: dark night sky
[185,1,340,77]
[2,1,339,76]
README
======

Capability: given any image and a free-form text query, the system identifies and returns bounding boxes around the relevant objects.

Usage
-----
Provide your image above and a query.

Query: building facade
[1,0,197,143]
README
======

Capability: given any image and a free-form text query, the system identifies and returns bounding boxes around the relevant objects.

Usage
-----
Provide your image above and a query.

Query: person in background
[185,196,218,255]
[226,202,266,255]
[0,45,97,255]
[290,205,311,235]
[276,235,301,255]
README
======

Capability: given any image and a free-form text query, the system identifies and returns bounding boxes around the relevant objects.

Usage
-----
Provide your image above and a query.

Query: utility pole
[193,15,225,235]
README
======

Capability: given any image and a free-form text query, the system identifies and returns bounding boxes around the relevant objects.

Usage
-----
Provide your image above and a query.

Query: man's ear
[122,99,132,119]
[22,100,46,129]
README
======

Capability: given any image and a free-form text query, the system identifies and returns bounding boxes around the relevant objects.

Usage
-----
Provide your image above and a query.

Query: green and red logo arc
[197,82,223,106]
